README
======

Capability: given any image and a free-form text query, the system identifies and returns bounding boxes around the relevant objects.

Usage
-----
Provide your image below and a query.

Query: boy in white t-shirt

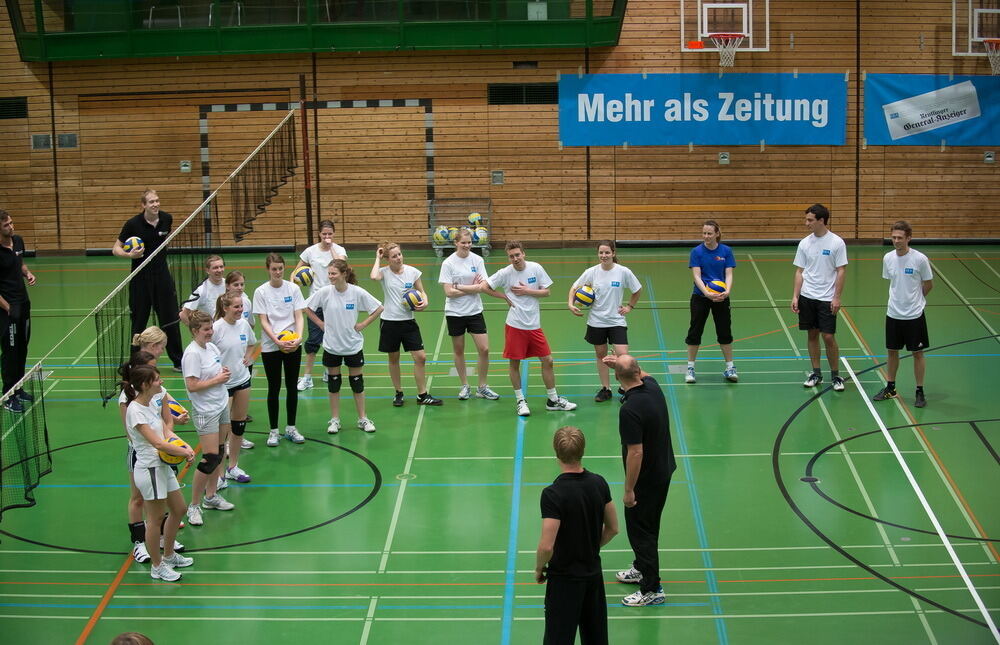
[180,255,227,324]
[872,221,933,408]
[481,241,576,417]
[792,204,849,391]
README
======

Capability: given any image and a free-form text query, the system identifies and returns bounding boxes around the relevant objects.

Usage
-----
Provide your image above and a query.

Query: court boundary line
[500,362,528,645]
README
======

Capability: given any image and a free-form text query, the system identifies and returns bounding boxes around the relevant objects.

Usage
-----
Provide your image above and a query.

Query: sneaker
[594,387,612,403]
[327,417,341,434]
[240,437,255,449]
[358,417,376,433]
[322,372,328,383]
[622,587,666,607]
[3,397,24,413]
[803,372,823,388]
[186,504,203,526]
[392,391,405,407]
[914,389,927,408]
[284,426,305,444]
[161,552,194,568]
[150,562,181,582]
[476,385,500,400]
[872,386,897,402]
[516,399,530,417]
[296,375,313,391]
[832,376,845,392]
[226,466,251,483]
[685,367,696,384]
[724,367,738,383]
[16,390,34,402]
[202,494,235,511]
[616,566,642,584]
[159,536,185,552]
[417,393,443,406]
[266,429,280,447]
[546,397,577,412]
[132,541,151,563]
[458,384,472,400]
[216,476,229,491]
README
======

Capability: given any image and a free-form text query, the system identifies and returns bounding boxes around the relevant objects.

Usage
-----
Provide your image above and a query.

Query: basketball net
[985,39,1000,76]
[709,33,745,67]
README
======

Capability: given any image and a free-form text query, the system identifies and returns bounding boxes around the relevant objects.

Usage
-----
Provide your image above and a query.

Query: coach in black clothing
[535,426,618,645]
[0,210,36,412]
[112,189,183,368]
[604,354,676,607]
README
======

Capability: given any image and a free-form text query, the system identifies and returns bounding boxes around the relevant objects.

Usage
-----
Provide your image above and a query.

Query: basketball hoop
[709,33,745,67]
[985,39,1000,75]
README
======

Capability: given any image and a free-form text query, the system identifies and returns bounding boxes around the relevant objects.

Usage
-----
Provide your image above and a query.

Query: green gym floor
[1,245,998,644]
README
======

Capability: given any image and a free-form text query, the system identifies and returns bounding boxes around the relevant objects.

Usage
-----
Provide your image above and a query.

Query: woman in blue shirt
[684,220,737,384]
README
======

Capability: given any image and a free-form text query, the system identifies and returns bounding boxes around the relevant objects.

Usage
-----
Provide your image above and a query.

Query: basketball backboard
[953,0,1000,56]
[680,0,770,53]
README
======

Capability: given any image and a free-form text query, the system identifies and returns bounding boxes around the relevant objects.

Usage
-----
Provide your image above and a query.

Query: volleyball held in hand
[472,227,488,244]
[158,436,190,465]
[573,284,596,307]
[403,288,423,311]
[293,266,313,287]
[433,225,450,244]
[123,236,144,254]
[468,212,482,226]
[705,280,727,294]
[276,329,300,352]
[166,399,188,418]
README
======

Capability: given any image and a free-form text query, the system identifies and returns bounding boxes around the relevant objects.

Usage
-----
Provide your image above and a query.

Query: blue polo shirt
[689,243,736,295]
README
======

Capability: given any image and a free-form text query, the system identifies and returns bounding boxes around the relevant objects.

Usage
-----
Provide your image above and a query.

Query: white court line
[931,260,999,340]
[976,252,1000,280]
[411,450,925,461]
[359,597,379,644]
[841,356,1000,643]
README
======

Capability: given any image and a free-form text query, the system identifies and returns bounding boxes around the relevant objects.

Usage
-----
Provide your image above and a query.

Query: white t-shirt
[126,399,167,469]
[486,261,553,330]
[793,231,848,302]
[306,283,382,355]
[240,293,254,328]
[181,341,228,414]
[212,317,256,387]
[120,388,168,445]
[299,242,347,295]
[378,264,422,322]
[573,263,642,328]
[883,248,932,320]
[438,251,486,317]
[253,280,306,353]
[183,278,227,316]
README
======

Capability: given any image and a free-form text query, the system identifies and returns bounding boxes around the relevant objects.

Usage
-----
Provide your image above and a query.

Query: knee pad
[196,450,223,474]
[231,420,247,436]
[327,373,342,393]
[349,374,364,393]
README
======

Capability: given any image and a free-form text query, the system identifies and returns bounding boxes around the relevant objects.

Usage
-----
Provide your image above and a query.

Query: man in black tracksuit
[0,209,36,413]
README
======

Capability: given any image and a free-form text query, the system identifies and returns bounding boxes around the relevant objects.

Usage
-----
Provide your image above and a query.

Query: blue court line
[26,481,688,490]
[500,362,528,645]
[0,601,710,611]
[646,278,729,645]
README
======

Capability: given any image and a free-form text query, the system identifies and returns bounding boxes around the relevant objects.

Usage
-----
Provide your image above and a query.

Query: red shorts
[503,325,552,360]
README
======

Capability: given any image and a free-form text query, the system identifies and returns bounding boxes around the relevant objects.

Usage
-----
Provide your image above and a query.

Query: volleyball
[433,225,450,244]
[122,236,144,254]
[158,436,190,466]
[573,284,596,307]
[705,280,727,294]
[473,227,488,244]
[447,226,459,241]
[167,399,187,418]
[403,288,423,311]
[276,329,300,352]
[468,212,482,226]
[292,266,313,287]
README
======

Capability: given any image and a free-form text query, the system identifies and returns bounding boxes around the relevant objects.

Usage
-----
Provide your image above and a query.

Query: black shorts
[585,325,628,346]
[378,319,424,353]
[323,349,365,368]
[227,377,252,397]
[304,307,324,354]
[446,313,488,337]
[886,314,929,352]
[798,295,837,334]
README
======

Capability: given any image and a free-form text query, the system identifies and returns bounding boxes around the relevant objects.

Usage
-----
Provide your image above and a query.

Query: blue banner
[558,73,847,146]
[864,74,1000,146]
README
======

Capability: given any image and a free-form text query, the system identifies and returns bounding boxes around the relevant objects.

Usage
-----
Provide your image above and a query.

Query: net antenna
[709,32,745,66]
[986,39,1000,75]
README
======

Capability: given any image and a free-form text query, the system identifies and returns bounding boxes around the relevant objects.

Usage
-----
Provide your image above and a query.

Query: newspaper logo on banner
[881,81,981,141]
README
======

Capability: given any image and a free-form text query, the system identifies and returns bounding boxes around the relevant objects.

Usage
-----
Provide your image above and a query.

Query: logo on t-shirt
[283,296,293,303]
[214,356,221,363]
[904,267,914,275]
[611,281,621,288]
[527,277,537,284]
[822,249,831,256]
[714,256,724,262]
[346,303,355,310]
[470,266,477,273]
[404,282,413,289]
[240,334,247,341]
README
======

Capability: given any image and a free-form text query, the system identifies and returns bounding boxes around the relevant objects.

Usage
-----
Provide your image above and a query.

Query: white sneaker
[458,384,472,400]
[357,417,376,433]
[545,397,577,411]
[159,536,185,552]
[285,426,305,444]
[240,437,255,450]
[202,494,235,511]
[516,399,530,417]
[132,541,150,563]
[161,552,194,568]
[150,562,181,582]
[476,385,500,400]
[327,417,341,434]
[622,587,666,607]
[216,476,229,491]
[322,372,328,383]
[266,429,280,447]
[226,466,251,483]
[685,367,696,383]
[616,566,642,584]
[185,504,203,526]
[296,375,313,391]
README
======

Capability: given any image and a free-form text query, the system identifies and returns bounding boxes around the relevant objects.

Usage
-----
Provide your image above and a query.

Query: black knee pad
[231,420,247,436]
[349,374,364,393]
[196,451,223,474]
[327,373,342,393]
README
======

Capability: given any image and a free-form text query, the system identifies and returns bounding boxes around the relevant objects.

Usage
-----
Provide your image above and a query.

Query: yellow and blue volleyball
[123,236,144,254]
[403,288,423,311]
[473,227,489,244]
[292,266,313,287]
[447,226,459,241]
[468,212,483,226]
[167,399,187,418]
[573,284,596,307]
[433,225,450,244]
[276,329,300,352]
[705,280,727,294]
[158,436,190,466]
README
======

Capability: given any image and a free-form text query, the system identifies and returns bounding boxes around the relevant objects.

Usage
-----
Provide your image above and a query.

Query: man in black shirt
[112,189,184,368]
[536,426,618,644]
[604,354,676,607]
[0,210,36,413]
